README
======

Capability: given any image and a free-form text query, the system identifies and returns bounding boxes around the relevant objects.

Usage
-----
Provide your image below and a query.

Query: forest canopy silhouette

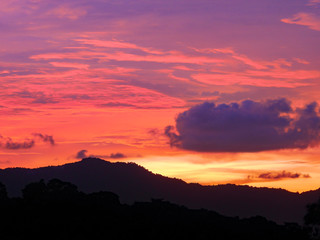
[0,178,318,240]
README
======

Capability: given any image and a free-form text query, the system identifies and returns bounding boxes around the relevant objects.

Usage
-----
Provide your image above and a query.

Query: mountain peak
[80,157,109,164]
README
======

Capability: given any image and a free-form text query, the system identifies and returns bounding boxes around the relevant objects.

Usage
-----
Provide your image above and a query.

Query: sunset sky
[1,0,320,192]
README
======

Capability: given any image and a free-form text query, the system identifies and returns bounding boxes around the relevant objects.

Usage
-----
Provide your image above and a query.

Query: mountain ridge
[1,157,316,194]
[0,157,319,224]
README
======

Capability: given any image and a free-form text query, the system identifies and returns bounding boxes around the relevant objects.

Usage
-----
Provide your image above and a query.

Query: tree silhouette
[305,197,320,240]
[0,182,7,200]
[22,178,81,202]
[46,178,79,200]
[22,179,47,201]
[87,191,120,206]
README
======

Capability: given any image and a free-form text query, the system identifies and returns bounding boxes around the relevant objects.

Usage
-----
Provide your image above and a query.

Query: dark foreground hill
[0,157,319,224]
[0,179,311,240]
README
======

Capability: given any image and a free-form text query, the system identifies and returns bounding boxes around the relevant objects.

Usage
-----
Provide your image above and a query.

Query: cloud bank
[165,98,320,152]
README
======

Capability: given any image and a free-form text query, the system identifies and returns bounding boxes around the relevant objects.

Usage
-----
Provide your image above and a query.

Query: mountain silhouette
[0,157,319,224]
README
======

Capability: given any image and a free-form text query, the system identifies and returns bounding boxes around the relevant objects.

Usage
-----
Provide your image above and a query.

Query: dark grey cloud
[3,138,35,150]
[32,133,55,145]
[257,171,311,180]
[165,98,320,152]
[62,94,92,100]
[75,150,126,159]
[32,97,58,104]
[33,133,55,145]
[98,102,184,110]
[0,133,55,150]
[76,149,88,159]
[147,128,162,137]
[10,108,35,115]
[201,91,220,97]
[98,102,136,108]
[109,153,126,159]
[13,90,58,104]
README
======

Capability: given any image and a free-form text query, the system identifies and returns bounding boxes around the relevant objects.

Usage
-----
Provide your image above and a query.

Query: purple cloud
[257,171,311,180]
[75,150,126,159]
[12,90,58,105]
[109,153,126,159]
[32,133,55,145]
[165,98,320,152]
[4,138,35,150]
[76,149,88,159]
[0,133,55,150]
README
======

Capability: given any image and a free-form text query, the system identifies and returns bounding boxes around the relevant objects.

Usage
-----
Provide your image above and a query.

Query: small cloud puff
[76,149,88,159]
[75,150,126,159]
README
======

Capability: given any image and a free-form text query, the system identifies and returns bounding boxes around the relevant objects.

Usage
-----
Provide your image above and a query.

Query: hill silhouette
[0,157,319,224]
[0,178,311,240]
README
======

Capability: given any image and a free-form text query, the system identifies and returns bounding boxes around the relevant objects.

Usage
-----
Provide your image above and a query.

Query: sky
[1,0,320,192]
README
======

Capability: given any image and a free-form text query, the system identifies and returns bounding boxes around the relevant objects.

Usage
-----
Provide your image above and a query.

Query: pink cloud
[49,62,90,69]
[94,67,138,76]
[46,5,87,20]
[24,37,320,104]
[31,49,227,65]
[24,37,320,98]
[0,0,40,14]
[0,66,186,111]
[75,39,163,54]
[191,47,235,55]
[247,69,320,80]
[231,55,268,70]
[156,69,190,82]
[281,12,320,31]
[191,47,291,70]
[29,39,310,82]
[192,72,309,88]
[0,0,19,13]
[81,83,187,110]
[187,48,318,88]
[307,0,320,7]
[293,58,310,65]
[172,65,196,71]
[30,51,106,61]
[101,51,229,65]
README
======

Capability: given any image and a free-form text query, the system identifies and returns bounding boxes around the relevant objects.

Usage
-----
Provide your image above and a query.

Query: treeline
[0,179,317,240]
